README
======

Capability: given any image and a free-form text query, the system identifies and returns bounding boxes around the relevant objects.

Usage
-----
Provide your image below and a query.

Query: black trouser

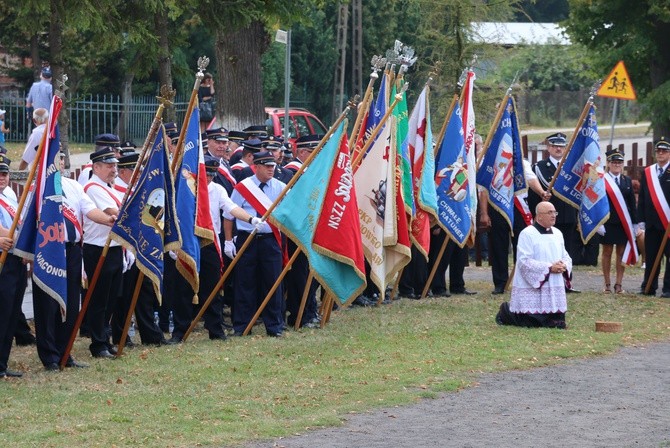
[83,244,123,355]
[33,243,81,365]
[0,254,27,372]
[232,232,283,335]
[642,227,670,294]
[399,246,428,295]
[285,240,318,326]
[112,263,164,345]
[158,256,176,333]
[428,228,449,293]
[171,244,224,339]
[489,209,511,291]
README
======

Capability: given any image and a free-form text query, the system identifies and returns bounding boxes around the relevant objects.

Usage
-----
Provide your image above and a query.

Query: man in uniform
[638,138,670,297]
[225,151,287,337]
[167,157,261,343]
[231,138,263,182]
[227,130,247,166]
[18,108,49,170]
[82,147,124,358]
[529,132,580,293]
[78,134,122,185]
[32,152,115,370]
[0,155,28,377]
[206,128,236,195]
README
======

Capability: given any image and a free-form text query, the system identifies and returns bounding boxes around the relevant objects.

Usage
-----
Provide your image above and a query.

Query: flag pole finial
[589,80,602,102]
[370,55,386,79]
[347,95,361,111]
[197,56,210,81]
[157,85,176,108]
[55,74,68,98]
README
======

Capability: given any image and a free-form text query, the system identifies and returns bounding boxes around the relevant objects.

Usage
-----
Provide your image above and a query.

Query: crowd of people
[1,103,669,378]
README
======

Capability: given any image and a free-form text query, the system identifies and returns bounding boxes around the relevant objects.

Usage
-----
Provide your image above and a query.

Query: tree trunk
[50,0,70,169]
[117,72,135,141]
[215,21,269,131]
[30,33,41,79]
[155,8,175,122]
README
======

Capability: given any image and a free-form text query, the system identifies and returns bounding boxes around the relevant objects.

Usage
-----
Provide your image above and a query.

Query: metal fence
[0,91,190,145]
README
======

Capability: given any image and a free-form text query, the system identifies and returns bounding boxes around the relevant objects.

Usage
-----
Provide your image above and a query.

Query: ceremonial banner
[363,69,389,146]
[355,116,410,294]
[407,85,439,257]
[270,121,366,305]
[461,70,478,235]
[434,102,473,247]
[476,96,527,233]
[15,96,67,319]
[110,127,181,302]
[392,80,414,215]
[174,105,215,293]
[553,105,610,243]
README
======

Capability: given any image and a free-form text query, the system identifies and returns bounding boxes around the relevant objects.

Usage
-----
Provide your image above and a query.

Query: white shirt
[208,181,239,245]
[2,186,17,202]
[21,124,46,166]
[77,165,93,186]
[82,174,122,246]
[62,176,97,243]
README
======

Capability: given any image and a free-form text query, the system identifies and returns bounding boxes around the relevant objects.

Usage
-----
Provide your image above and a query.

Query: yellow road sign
[597,61,636,100]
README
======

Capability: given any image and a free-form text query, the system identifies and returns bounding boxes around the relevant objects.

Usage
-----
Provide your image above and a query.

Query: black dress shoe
[45,363,60,371]
[107,346,118,355]
[15,335,36,346]
[565,288,581,294]
[492,287,505,295]
[232,331,245,337]
[209,333,228,341]
[451,289,477,295]
[266,331,283,338]
[638,290,656,296]
[92,350,115,359]
[661,292,670,298]
[165,336,183,345]
[0,369,23,377]
[65,358,89,368]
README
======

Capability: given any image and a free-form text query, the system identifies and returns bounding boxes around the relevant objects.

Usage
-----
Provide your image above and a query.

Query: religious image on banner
[552,105,609,242]
[434,101,472,247]
[476,96,527,232]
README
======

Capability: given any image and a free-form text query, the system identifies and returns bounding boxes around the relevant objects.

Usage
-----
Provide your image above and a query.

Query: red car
[264,107,327,148]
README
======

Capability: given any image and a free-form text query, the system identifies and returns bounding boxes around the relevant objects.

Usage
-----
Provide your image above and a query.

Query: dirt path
[247,342,670,448]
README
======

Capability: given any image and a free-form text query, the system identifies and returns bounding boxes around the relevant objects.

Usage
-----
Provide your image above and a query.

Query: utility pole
[332,2,349,121]
[351,0,363,99]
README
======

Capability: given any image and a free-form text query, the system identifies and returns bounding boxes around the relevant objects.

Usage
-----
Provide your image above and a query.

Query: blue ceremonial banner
[434,102,473,247]
[364,70,388,147]
[270,120,366,305]
[15,97,68,319]
[476,96,527,232]
[110,126,181,302]
[553,105,609,242]
[174,107,203,293]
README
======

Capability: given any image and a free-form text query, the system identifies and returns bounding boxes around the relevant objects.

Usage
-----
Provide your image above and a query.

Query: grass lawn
[2,278,669,447]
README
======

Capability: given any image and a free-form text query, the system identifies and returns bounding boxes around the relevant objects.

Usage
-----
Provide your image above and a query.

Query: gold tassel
[192,294,199,305]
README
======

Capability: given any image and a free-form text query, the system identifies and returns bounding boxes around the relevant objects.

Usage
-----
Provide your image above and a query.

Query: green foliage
[565,0,670,135]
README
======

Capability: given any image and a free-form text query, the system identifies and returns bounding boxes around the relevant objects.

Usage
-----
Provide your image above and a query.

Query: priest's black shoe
[565,288,581,294]
[492,287,505,295]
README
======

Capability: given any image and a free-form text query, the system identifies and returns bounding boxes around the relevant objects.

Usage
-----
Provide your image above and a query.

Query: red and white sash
[514,195,533,227]
[284,160,302,172]
[645,165,670,228]
[235,179,287,265]
[84,182,122,208]
[62,201,83,243]
[604,173,638,265]
[231,162,247,172]
[0,194,17,219]
[217,166,237,186]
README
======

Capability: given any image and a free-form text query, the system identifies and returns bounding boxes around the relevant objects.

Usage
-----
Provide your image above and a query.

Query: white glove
[168,250,178,261]
[123,250,136,273]
[251,217,265,231]
[596,225,606,236]
[224,240,237,259]
[638,222,645,232]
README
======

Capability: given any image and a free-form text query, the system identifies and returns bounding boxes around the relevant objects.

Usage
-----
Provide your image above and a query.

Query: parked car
[265,107,327,148]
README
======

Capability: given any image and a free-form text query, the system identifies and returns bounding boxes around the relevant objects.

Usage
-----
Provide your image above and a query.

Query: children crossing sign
[597,61,636,100]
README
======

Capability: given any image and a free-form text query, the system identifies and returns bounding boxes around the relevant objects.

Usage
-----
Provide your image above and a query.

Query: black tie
[615,176,620,187]
[257,182,267,217]
[659,166,664,178]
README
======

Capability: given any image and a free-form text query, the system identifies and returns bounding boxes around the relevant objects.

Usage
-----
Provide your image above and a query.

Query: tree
[565,0,670,138]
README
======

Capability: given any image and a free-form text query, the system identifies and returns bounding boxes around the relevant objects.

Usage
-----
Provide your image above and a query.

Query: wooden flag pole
[171,56,209,176]
[60,90,172,368]
[547,95,595,193]
[294,271,315,330]
[242,249,301,335]
[350,56,385,155]
[116,270,144,358]
[421,233,449,300]
[643,224,670,294]
[182,99,358,341]
[0,113,49,275]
